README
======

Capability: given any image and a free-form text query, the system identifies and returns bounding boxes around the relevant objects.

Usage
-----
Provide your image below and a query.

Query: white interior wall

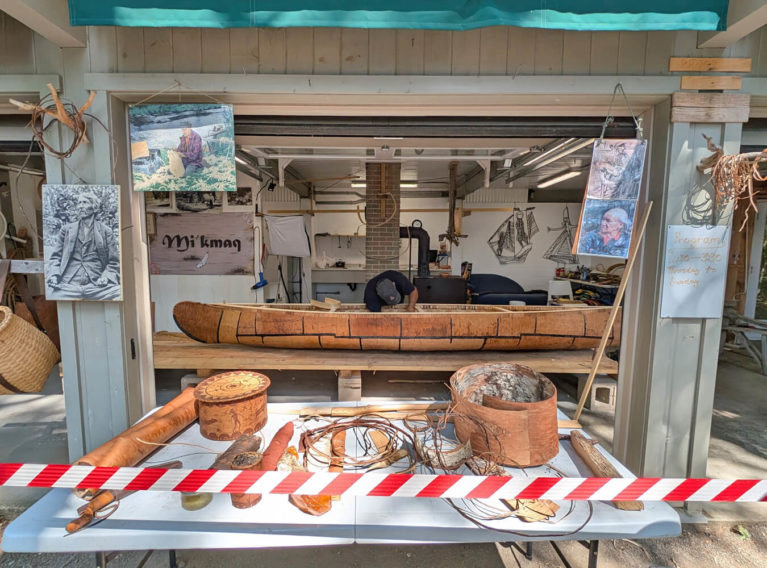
[151,179,596,327]
[150,170,263,331]
[454,201,584,291]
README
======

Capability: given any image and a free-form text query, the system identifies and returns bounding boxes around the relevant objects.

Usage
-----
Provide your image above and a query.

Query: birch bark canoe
[173,301,620,352]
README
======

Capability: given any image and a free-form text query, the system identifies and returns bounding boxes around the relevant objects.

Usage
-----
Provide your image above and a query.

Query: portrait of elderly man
[579,206,632,258]
[45,190,121,301]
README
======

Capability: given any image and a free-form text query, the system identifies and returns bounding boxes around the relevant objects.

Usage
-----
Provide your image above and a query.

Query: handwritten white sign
[660,225,730,318]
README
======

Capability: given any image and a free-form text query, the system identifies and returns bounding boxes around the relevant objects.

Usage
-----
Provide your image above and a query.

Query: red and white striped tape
[2,463,767,502]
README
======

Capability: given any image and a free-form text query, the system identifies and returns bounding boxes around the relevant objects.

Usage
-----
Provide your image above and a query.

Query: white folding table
[3,401,681,567]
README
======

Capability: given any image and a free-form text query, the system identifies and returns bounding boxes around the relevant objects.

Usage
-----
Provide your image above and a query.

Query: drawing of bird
[196,252,209,269]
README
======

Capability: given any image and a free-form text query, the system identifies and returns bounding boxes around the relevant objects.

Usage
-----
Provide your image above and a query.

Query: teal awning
[68,1,728,31]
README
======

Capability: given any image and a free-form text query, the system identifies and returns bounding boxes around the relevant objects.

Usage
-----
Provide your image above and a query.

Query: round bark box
[194,371,270,440]
[450,362,558,467]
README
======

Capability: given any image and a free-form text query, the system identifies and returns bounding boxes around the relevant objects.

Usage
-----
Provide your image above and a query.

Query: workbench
[3,402,679,568]
[153,332,618,400]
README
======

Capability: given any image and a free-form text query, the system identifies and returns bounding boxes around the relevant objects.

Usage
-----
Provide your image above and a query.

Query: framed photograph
[585,139,647,200]
[576,198,637,259]
[174,191,223,213]
[42,184,122,301]
[145,191,172,211]
[223,186,254,212]
[128,103,236,193]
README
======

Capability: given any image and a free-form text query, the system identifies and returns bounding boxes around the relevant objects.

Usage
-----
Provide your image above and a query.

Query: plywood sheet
[669,57,751,72]
[680,76,742,91]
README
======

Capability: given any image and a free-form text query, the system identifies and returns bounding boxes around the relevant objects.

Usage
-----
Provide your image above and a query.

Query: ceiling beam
[457,161,502,198]
[698,0,767,48]
[0,0,85,47]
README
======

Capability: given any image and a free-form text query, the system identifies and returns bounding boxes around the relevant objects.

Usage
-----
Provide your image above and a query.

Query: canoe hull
[173,302,621,352]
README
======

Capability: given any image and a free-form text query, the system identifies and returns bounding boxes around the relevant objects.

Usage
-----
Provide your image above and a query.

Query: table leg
[501,541,533,561]
[169,549,178,568]
[588,540,599,568]
[95,552,107,568]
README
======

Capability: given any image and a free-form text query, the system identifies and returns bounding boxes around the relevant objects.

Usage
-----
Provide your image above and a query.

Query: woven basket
[0,306,60,395]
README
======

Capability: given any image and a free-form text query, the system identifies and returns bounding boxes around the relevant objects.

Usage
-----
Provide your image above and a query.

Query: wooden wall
[3,13,767,78]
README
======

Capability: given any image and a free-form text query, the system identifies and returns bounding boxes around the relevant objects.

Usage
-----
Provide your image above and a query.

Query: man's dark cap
[375,279,401,305]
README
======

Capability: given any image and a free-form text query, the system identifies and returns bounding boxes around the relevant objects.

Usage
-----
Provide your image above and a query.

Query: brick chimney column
[364,162,401,279]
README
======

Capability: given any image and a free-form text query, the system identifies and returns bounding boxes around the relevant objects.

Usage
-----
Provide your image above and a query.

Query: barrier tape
[2,464,767,502]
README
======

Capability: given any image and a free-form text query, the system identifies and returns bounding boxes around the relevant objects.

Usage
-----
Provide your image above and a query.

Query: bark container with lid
[194,371,270,440]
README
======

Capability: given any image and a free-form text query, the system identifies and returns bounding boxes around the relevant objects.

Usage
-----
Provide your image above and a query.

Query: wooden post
[574,203,653,421]
[338,370,362,401]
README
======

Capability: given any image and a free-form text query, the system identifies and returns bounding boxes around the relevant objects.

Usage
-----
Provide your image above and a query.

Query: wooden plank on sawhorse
[153,332,619,375]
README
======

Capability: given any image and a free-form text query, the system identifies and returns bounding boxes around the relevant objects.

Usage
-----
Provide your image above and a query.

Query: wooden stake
[570,430,643,511]
[573,202,653,422]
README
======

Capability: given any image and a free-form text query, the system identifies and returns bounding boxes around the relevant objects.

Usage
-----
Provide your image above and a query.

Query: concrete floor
[1,352,766,567]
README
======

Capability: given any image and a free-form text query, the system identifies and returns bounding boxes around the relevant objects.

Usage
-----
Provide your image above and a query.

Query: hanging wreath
[699,135,767,230]
[10,83,96,159]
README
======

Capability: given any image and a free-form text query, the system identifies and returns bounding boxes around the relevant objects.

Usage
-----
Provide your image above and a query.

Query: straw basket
[0,306,60,394]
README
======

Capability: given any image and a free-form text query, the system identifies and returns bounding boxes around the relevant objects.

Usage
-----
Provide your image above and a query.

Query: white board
[660,225,730,318]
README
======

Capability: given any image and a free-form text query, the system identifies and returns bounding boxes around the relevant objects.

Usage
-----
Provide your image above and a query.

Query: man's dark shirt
[363,270,415,312]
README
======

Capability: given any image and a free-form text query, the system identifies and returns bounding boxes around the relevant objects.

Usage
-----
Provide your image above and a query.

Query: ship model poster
[487,208,539,264]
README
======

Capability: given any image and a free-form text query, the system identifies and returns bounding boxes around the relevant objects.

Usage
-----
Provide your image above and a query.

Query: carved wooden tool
[230,422,293,509]
[570,430,643,511]
[65,460,182,533]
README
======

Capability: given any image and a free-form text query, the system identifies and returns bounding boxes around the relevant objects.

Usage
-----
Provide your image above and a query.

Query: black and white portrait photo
[42,185,122,301]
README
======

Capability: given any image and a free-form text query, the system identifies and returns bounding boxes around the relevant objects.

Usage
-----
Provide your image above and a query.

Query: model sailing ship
[173,301,620,352]
[544,206,580,265]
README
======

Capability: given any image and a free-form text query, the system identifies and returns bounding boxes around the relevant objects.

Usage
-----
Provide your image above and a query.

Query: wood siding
[4,17,767,78]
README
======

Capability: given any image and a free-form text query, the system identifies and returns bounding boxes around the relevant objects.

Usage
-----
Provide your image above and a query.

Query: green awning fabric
[68,1,728,31]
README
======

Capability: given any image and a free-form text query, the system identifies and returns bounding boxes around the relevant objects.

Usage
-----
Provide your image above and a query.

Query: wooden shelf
[153,332,618,374]
[555,277,619,290]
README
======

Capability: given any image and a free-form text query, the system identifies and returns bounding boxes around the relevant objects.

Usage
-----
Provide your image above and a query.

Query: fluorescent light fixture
[235,156,247,165]
[524,138,575,166]
[536,169,581,188]
[350,181,418,188]
[519,138,595,170]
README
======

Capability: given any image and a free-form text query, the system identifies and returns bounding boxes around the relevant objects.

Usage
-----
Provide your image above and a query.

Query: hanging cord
[599,82,644,141]
[355,192,398,228]
[130,80,226,108]
[131,81,183,107]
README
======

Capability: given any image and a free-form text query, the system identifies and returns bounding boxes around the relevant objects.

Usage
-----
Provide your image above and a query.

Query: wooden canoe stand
[154,332,618,401]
